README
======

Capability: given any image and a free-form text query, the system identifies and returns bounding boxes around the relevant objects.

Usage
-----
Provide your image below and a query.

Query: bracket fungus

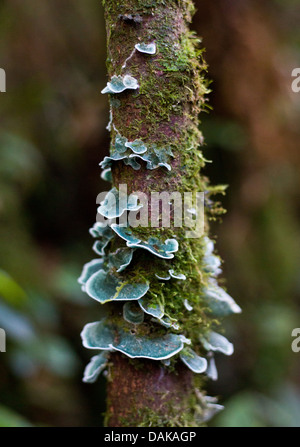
[81,319,185,360]
[206,354,218,381]
[200,331,234,356]
[90,224,114,256]
[153,316,180,330]
[125,139,147,154]
[83,352,110,384]
[100,133,174,172]
[202,281,242,317]
[180,348,208,374]
[85,269,149,304]
[78,259,105,287]
[123,301,144,324]
[110,224,178,259]
[128,145,173,171]
[196,394,224,424]
[184,299,193,312]
[98,187,142,219]
[101,75,139,94]
[155,269,186,281]
[135,42,156,55]
[138,297,164,319]
[101,168,112,183]
[107,248,134,273]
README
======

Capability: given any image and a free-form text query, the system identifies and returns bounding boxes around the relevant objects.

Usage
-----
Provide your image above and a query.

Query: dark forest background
[0,0,300,426]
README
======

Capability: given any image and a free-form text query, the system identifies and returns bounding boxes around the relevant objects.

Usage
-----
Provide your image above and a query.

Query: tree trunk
[78,0,236,427]
[101,0,210,427]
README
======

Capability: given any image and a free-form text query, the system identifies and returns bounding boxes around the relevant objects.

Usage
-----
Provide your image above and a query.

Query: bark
[106,353,194,427]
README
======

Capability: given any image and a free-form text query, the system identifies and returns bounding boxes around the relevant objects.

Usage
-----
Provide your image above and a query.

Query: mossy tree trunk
[102,0,213,427]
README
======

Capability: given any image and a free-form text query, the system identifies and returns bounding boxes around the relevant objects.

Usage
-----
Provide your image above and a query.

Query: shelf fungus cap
[180,348,208,374]
[153,317,179,330]
[196,394,224,424]
[83,352,110,383]
[101,168,112,183]
[206,353,218,381]
[202,281,241,317]
[89,222,113,239]
[128,145,173,171]
[123,302,144,324]
[98,187,142,219]
[184,299,193,311]
[135,42,156,55]
[110,224,141,245]
[111,224,179,259]
[155,273,171,281]
[78,259,105,286]
[169,269,186,280]
[81,320,114,350]
[100,153,129,169]
[155,270,186,281]
[108,248,134,273]
[203,254,222,276]
[101,75,139,94]
[129,236,179,259]
[200,331,234,356]
[81,320,184,360]
[125,139,147,154]
[138,297,164,319]
[85,269,149,303]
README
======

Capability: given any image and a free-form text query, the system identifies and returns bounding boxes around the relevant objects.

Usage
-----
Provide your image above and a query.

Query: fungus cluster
[80,41,241,394]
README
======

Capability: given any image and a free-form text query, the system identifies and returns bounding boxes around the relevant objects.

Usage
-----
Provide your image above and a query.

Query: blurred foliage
[0,0,299,427]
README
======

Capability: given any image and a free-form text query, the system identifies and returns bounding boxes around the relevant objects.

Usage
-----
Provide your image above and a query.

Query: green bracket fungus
[180,348,207,374]
[123,302,145,324]
[100,137,174,172]
[196,394,224,424]
[138,297,164,319]
[169,269,187,280]
[85,269,149,304]
[202,237,222,276]
[128,146,174,171]
[135,42,157,55]
[200,331,234,356]
[184,299,193,312]
[101,75,139,94]
[81,320,114,351]
[155,269,186,281]
[101,168,113,183]
[206,353,218,381]
[107,248,134,273]
[98,187,142,219]
[153,316,180,330]
[89,224,114,256]
[125,139,148,154]
[89,222,114,240]
[110,224,179,259]
[83,352,110,384]
[155,273,172,280]
[81,319,185,360]
[78,259,105,287]
[202,280,242,317]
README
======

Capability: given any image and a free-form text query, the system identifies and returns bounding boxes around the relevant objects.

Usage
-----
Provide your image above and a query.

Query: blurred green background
[0,0,299,427]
